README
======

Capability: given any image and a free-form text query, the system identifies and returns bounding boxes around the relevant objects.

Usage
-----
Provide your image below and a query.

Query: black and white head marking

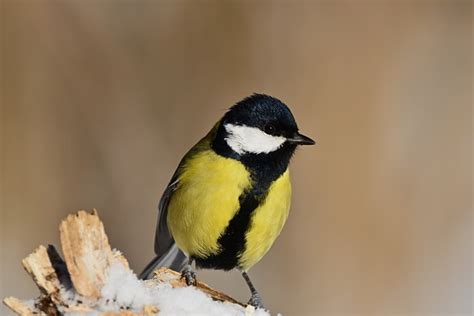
[224,123,287,155]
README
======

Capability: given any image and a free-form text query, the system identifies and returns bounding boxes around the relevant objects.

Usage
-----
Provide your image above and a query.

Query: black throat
[192,128,296,270]
[211,123,296,182]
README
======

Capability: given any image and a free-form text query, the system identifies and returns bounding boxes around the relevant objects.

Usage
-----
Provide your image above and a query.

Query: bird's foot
[181,266,197,286]
[247,292,265,310]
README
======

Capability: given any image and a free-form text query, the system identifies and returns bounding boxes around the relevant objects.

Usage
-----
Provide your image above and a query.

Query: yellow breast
[238,170,292,271]
[167,149,251,258]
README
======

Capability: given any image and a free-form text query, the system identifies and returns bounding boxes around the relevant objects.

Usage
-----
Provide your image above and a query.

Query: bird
[140,94,315,309]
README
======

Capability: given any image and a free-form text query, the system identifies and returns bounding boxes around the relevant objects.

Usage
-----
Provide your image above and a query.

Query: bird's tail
[139,243,188,280]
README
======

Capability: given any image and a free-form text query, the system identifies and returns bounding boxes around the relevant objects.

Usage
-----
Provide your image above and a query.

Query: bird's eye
[264,123,276,135]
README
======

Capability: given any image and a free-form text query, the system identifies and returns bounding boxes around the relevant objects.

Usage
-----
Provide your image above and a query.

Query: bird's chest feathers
[167,150,251,257]
[167,148,292,271]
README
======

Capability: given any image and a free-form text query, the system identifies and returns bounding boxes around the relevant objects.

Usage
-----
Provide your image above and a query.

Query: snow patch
[61,262,271,316]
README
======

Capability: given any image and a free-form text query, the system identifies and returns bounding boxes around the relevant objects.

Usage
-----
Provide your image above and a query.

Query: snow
[61,261,271,316]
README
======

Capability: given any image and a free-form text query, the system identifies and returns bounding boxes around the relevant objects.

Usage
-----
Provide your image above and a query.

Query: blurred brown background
[1,1,472,315]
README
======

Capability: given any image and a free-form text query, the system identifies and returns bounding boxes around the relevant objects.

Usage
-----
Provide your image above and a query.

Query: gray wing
[154,136,208,256]
[154,175,179,256]
[140,172,187,279]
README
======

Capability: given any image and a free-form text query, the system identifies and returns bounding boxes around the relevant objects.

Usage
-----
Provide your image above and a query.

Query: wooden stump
[3,210,250,315]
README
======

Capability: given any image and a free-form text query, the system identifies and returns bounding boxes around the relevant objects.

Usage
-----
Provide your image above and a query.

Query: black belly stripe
[193,160,289,270]
[193,187,265,270]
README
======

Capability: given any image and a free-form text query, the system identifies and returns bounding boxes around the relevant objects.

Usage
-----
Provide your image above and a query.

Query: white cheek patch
[224,123,286,155]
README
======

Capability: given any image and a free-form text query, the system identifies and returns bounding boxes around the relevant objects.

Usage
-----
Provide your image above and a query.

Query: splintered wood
[59,210,114,299]
[3,210,245,315]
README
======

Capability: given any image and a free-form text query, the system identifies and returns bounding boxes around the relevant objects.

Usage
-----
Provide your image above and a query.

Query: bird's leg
[241,271,265,309]
[181,258,197,286]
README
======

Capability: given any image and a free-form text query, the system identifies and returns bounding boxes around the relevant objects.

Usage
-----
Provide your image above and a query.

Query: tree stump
[3,210,260,315]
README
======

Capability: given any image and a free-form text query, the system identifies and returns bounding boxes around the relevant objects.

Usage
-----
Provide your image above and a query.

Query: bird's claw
[247,292,265,310]
[181,268,197,286]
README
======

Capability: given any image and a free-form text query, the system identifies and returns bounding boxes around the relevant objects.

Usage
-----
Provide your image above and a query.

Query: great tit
[140,94,315,308]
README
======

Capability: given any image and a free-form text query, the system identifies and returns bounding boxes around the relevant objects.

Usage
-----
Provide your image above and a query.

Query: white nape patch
[224,123,286,155]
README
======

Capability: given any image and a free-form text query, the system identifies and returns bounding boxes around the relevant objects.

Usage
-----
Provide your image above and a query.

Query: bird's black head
[212,94,315,162]
[224,94,300,139]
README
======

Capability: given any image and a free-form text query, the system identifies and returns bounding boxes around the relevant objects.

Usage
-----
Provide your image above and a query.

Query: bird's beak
[287,132,316,145]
